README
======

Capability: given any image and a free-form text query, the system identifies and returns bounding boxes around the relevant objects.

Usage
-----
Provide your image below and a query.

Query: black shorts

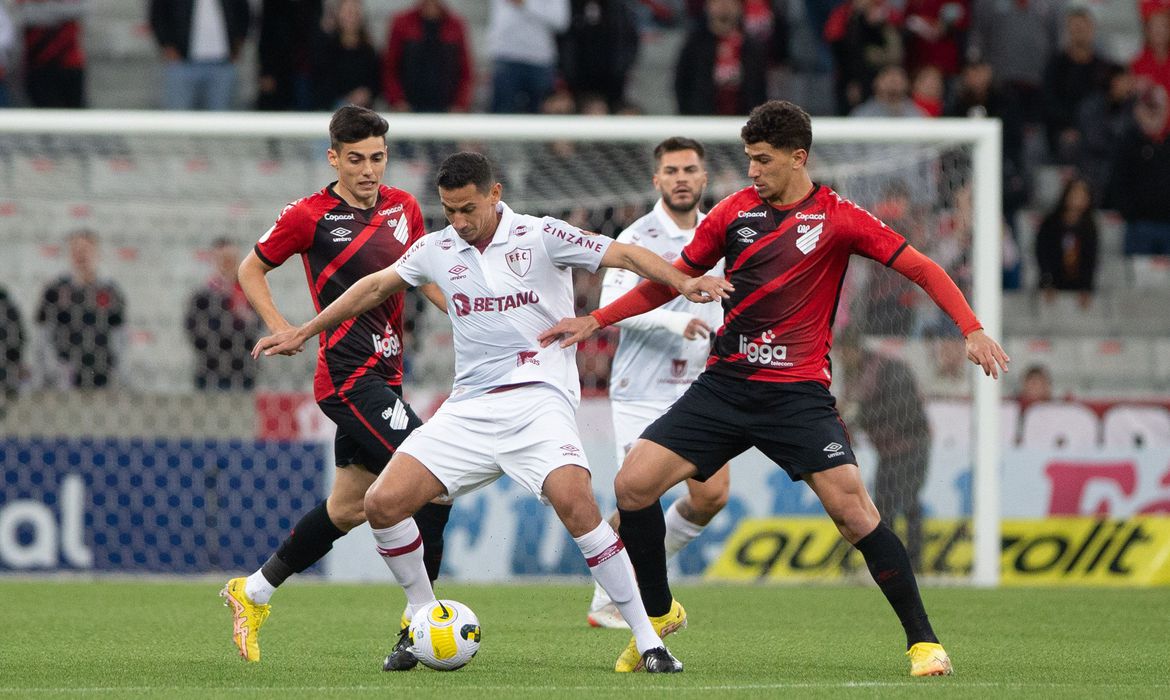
[640,372,856,482]
[317,377,423,474]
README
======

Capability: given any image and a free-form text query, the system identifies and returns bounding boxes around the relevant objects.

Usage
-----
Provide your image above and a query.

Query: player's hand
[683,317,712,340]
[253,327,308,358]
[966,329,1010,379]
[678,275,734,303]
[538,315,601,349]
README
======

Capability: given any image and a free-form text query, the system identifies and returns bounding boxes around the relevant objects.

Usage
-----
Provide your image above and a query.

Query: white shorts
[398,383,590,502]
[611,398,675,467]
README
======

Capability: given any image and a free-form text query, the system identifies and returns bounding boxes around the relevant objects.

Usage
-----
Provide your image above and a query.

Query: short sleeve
[539,218,612,271]
[405,197,426,246]
[392,235,433,287]
[838,197,908,265]
[255,199,313,267]
[680,197,734,272]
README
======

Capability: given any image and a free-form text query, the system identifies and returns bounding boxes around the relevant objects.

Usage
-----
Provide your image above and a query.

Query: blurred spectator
[910,64,944,117]
[838,325,931,572]
[968,0,1060,125]
[311,0,379,109]
[0,284,23,417]
[149,0,251,110]
[741,0,790,71]
[1042,6,1117,163]
[17,0,87,107]
[824,0,903,115]
[0,4,13,107]
[36,230,126,389]
[858,182,918,335]
[946,60,1028,217]
[674,0,768,115]
[903,0,967,78]
[382,0,472,113]
[801,0,841,73]
[255,0,322,110]
[487,0,570,113]
[184,238,261,391]
[1111,84,1170,256]
[851,64,926,117]
[1131,4,1170,133]
[1035,176,1099,308]
[1017,363,1053,409]
[1078,66,1138,199]
[559,0,640,111]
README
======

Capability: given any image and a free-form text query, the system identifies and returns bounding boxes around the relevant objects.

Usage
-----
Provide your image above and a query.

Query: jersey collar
[652,199,705,240]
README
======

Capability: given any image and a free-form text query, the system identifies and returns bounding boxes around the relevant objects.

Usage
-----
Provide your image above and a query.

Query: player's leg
[540,463,681,673]
[804,465,951,675]
[219,422,375,662]
[669,465,730,555]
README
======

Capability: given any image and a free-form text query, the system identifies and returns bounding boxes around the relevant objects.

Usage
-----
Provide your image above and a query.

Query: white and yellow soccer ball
[408,599,481,670]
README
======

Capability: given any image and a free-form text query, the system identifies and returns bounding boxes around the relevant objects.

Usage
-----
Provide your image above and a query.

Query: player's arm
[238,251,296,335]
[418,283,446,313]
[253,266,411,358]
[600,262,710,339]
[601,241,731,305]
[889,245,1010,378]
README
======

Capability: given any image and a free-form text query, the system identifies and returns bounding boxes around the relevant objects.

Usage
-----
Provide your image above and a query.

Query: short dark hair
[740,100,813,153]
[435,151,495,193]
[653,136,706,165]
[328,104,388,151]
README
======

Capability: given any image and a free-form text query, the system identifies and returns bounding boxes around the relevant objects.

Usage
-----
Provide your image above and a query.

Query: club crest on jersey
[505,247,532,276]
[671,359,687,378]
[796,222,824,254]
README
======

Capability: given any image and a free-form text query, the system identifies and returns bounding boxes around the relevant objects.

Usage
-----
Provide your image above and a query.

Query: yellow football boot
[220,577,270,662]
[908,642,954,677]
[614,599,687,672]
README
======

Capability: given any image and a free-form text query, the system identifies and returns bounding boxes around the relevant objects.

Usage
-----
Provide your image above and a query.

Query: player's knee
[328,499,365,532]
[614,470,657,511]
[363,487,408,529]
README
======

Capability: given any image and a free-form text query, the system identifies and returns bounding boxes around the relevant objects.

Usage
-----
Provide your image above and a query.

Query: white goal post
[0,110,1001,585]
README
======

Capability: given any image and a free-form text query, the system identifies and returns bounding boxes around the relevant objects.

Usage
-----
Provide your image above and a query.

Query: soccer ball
[408,599,481,671]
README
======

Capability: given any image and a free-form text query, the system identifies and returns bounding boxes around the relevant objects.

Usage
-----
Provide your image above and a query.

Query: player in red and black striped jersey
[219,106,450,668]
[541,100,1011,677]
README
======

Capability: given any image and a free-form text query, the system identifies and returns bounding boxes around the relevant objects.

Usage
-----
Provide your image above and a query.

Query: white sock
[244,570,276,605]
[574,521,660,654]
[371,519,435,619]
[663,499,705,559]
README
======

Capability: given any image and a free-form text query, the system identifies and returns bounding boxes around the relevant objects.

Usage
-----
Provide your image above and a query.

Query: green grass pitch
[1,580,1166,698]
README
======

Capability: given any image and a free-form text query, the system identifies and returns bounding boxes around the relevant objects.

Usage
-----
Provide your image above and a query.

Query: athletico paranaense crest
[505,247,531,276]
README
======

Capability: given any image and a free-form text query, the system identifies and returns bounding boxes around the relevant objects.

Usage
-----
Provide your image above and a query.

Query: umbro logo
[449,264,469,280]
[560,444,581,456]
[331,226,351,242]
[796,223,823,254]
[737,227,758,243]
[823,442,845,458]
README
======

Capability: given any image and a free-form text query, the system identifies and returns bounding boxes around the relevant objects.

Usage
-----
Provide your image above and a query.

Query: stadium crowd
[0,0,1167,401]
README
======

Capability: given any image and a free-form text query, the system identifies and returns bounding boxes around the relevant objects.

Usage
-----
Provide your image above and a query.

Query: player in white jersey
[253,152,734,673]
[586,137,734,629]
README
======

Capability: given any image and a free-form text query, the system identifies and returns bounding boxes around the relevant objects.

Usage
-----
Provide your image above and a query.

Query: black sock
[267,501,346,584]
[618,500,672,617]
[414,502,452,582]
[854,522,939,648]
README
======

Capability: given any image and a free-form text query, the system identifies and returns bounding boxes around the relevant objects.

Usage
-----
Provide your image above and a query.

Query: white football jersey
[602,200,725,402]
[394,201,611,405]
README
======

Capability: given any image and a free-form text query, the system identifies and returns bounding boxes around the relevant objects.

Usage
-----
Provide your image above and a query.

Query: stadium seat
[1019,401,1100,450]
[1155,339,1170,389]
[1077,337,1155,391]
[1101,405,1170,449]
[1005,337,1081,393]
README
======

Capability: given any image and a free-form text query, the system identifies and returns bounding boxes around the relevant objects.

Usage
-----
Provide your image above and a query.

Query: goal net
[0,111,1001,585]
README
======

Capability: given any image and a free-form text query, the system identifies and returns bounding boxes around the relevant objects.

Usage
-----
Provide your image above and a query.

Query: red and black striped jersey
[680,184,907,386]
[255,183,425,401]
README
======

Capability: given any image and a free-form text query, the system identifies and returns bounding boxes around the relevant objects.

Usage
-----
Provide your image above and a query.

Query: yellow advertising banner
[705,517,1170,586]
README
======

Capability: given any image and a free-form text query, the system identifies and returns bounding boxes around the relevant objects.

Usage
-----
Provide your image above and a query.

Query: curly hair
[740,100,812,153]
